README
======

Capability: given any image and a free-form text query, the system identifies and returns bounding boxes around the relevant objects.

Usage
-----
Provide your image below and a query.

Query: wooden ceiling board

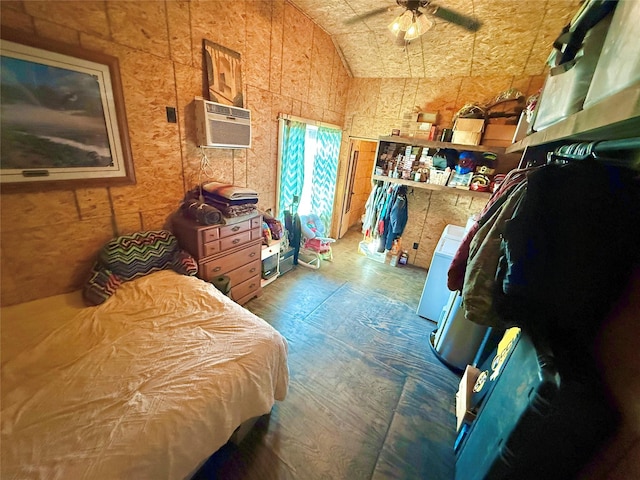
[336,31,388,77]
[293,0,364,34]
[289,0,583,79]
[417,26,474,77]
[522,1,580,75]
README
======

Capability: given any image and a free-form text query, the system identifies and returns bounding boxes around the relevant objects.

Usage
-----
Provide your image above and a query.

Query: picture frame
[0,28,135,189]
[203,39,244,108]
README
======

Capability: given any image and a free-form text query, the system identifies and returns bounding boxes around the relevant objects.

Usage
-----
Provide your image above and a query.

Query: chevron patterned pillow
[83,230,197,305]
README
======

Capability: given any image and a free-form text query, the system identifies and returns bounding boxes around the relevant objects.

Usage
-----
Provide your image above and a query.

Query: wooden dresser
[171,213,263,305]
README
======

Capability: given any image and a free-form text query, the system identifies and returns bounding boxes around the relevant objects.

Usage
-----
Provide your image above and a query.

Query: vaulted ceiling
[290,0,581,78]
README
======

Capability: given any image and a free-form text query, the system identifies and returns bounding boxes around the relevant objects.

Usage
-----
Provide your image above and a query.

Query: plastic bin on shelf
[584,0,640,108]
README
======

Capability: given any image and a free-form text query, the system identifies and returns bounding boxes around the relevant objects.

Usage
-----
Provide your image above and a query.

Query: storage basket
[429,168,450,186]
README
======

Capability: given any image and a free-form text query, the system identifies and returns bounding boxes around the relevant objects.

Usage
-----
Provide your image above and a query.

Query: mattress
[1,270,289,479]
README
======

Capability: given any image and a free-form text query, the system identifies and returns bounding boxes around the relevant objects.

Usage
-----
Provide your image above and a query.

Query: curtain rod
[277,113,342,131]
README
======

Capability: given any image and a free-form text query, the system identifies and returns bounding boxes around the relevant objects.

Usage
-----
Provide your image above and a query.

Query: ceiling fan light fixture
[389,9,433,43]
[388,9,414,34]
[404,21,420,41]
[414,11,433,35]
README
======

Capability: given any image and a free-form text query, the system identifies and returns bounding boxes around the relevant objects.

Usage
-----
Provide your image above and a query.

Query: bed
[1,269,289,479]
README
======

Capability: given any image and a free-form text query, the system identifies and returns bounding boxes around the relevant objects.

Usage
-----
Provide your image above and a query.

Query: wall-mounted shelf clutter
[373,136,521,200]
[507,84,640,155]
[371,174,492,199]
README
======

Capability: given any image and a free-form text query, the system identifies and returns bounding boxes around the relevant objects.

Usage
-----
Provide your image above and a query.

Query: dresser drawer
[251,216,262,229]
[220,230,252,251]
[203,240,221,257]
[231,274,261,302]
[201,241,262,281]
[228,259,261,287]
[220,220,252,238]
[201,227,220,244]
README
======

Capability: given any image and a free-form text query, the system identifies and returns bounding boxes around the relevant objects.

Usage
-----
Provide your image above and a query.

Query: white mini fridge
[416,224,466,322]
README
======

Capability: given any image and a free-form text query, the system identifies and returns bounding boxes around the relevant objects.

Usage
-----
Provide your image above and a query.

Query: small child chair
[299,213,335,263]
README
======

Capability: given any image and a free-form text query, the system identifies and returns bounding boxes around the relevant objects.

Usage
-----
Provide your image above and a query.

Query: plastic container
[533,13,612,131]
[431,291,489,372]
[429,168,450,186]
[584,0,640,108]
[455,332,617,480]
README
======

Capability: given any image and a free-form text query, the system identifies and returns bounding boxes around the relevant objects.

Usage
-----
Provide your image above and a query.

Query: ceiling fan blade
[344,6,393,25]
[429,5,482,32]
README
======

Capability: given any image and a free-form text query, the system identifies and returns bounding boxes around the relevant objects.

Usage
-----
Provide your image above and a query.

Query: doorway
[337,138,378,239]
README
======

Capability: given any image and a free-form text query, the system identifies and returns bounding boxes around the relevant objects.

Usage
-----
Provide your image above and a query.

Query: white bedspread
[1,270,288,480]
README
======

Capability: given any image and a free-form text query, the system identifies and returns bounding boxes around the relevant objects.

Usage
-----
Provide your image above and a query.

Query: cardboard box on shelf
[452,118,485,145]
[456,365,481,431]
[482,124,517,147]
[417,111,438,123]
[454,118,485,132]
[452,130,482,146]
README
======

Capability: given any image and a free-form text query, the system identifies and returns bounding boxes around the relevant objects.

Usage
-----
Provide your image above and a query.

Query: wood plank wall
[0,0,554,303]
[0,0,350,306]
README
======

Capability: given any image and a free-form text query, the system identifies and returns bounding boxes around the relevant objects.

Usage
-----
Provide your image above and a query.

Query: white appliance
[416,224,466,321]
[194,98,252,149]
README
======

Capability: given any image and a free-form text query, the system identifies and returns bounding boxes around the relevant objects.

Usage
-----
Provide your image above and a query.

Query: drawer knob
[250,267,256,273]
[213,266,222,273]
[232,238,240,245]
[231,226,241,232]
[250,252,256,257]
[250,283,256,289]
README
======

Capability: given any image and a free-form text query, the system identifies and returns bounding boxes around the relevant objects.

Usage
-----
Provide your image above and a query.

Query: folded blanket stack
[201,181,259,218]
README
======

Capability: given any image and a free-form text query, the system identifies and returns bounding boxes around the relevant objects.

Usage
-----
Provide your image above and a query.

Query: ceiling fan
[346,0,482,44]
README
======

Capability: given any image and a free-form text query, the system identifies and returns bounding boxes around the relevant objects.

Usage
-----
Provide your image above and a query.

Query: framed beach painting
[0,28,134,189]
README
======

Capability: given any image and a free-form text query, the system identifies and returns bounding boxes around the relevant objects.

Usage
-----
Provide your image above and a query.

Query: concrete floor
[194,227,460,479]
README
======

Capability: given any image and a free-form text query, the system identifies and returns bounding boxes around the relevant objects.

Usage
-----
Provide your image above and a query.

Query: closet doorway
[337,138,377,239]
[276,115,342,232]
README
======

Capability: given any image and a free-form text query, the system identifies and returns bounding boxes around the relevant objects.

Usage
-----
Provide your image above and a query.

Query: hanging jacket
[462,182,528,328]
[390,191,408,236]
[362,184,380,237]
[494,160,640,346]
[447,167,537,291]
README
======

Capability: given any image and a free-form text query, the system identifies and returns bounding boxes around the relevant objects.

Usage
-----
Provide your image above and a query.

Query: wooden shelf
[378,135,506,154]
[372,174,491,199]
[507,84,640,153]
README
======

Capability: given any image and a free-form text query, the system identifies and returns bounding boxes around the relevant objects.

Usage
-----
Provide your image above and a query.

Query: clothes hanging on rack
[457,156,640,358]
[377,184,409,252]
[462,181,528,328]
[447,167,537,291]
[362,181,388,239]
[494,160,640,342]
[362,181,409,252]
[362,183,382,238]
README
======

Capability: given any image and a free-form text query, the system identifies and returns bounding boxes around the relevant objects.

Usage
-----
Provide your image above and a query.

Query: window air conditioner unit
[194,98,251,149]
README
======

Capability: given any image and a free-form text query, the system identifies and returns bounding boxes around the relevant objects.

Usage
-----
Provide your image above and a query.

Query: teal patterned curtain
[310,126,342,228]
[277,120,306,215]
